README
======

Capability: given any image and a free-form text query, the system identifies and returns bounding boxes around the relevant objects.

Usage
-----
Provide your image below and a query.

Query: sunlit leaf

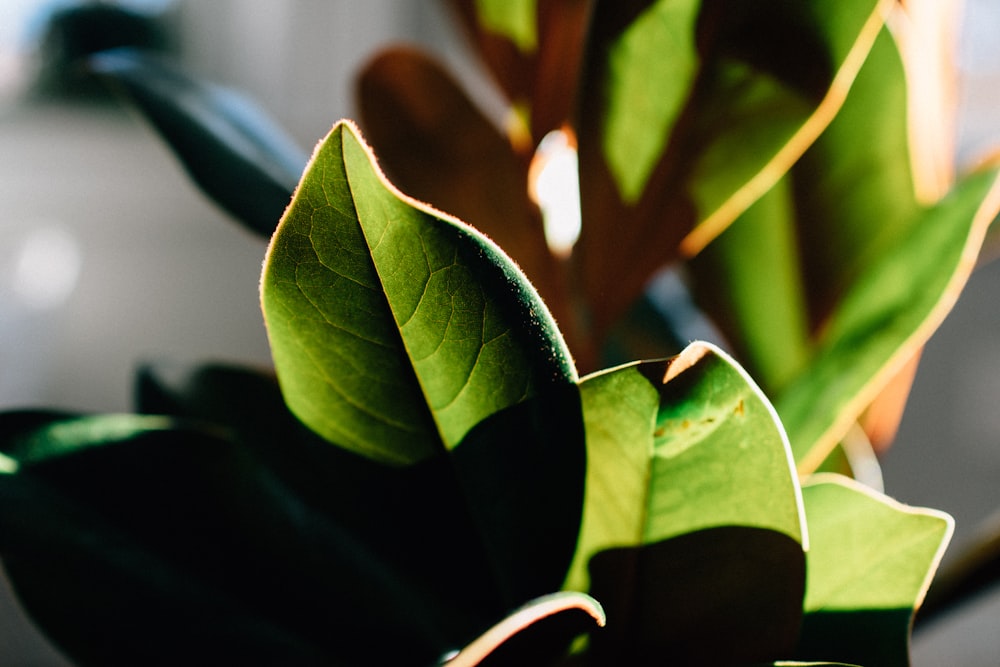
[473,0,538,53]
[260,120,575,465]
[601,0,699,204]
[88,48,307,237]
[566,342,806,664]
[796,475,952,667]
[687,23,1000,468]
[356,48,565,324]
[686,177,811,392]
[575,0,889,342]
[780,166,1000,470]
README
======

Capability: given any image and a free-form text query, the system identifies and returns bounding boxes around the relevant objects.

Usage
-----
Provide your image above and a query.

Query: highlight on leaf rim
[679,0,895,258]
[803,472,955,613]
[795,167,1000,475]
[442,592,606,667]
[259,118,578,383]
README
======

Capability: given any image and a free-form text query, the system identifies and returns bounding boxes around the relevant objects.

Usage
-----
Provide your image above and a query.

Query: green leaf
[796,475,952,667]
[567,342,804,588]
[260,120,575,464]
[688,23,1000,469]
[601,0,700,204]
[0,412,516,664]
[687,176,811,392]
[0,472,331,666]
[88,48,307,237]
[566,342,806,664]
[689,25,917,395]
[473,0,538,53]
[574,0,888,343]
[355,49,562,318]
[779,165,1000,469]
[451,384,586,610]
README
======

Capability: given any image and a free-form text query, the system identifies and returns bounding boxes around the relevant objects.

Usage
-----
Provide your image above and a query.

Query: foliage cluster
[2,1,999,665]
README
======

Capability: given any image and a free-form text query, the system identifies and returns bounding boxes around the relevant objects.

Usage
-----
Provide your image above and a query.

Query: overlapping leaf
[261,120,587,646]
[574,0,890,342]
[567,342,806,664]
[687,22,1000,469]
[89,48,307,237]
[359,1,889,371]
[261,120,575,464]
[796,475,952,667]
[441,592,605,667]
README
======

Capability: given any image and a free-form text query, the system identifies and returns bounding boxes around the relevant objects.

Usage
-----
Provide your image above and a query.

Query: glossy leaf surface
[356,48,563,320]
[574,0,889,341]
[567,342,806,664]
[688,24,1000,468]
[447,0,590,146]
[261,120,575,464]
[779,167,1000,469]
[796,475,952,667]
[88,48,307,237]
[0,413,472,665]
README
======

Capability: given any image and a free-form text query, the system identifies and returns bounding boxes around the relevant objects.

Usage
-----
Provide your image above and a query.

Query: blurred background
[0,1,998,663]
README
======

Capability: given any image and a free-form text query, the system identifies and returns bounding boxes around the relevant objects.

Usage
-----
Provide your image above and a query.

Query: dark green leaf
[136,360,586,622]
[778,166,1000,469]
[260,120,575,464]
[0,413,498,664]
[452,383,585,609]
[355,48,563,319]
[88,48,308,237]
[0,472,330,666]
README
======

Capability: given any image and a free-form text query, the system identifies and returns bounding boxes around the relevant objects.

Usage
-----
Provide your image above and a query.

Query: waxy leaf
[0,413,477,664]
[574,0,890,342]
[89,48,308,237]
[567,342,806,664]
[779,167,1000,469]
[261,122,587,627]
[261,120,575,464]
[796,475,952,667]
[688,23,1000,468]
[356,48,564,323]
[567,342,804,588]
